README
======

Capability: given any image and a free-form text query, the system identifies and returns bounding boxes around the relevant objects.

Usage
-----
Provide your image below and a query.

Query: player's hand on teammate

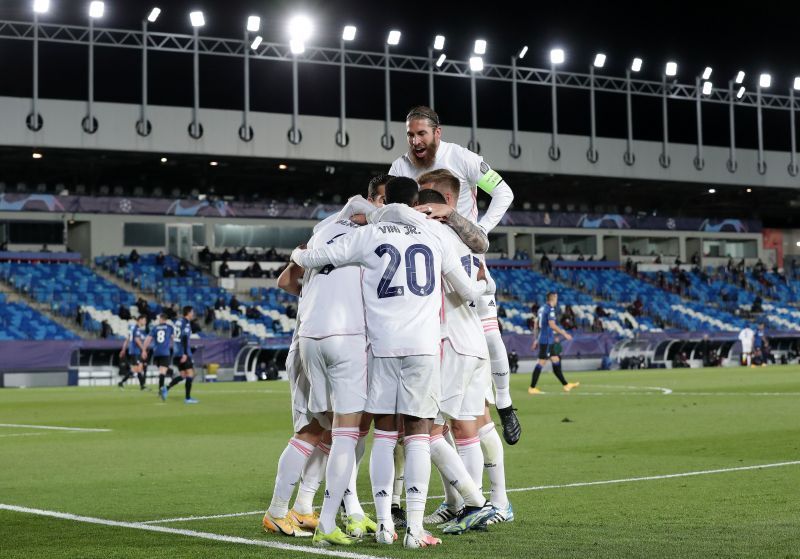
[290,245,307,265]
[349,214,367,225]
[416,202,453,222]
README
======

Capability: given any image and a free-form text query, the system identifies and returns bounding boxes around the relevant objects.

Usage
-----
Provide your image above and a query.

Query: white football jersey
[295,217,486,357]
[440,226,490,360]
[390,141,485,224]
[297,218,366,339]
[738,327,755,351]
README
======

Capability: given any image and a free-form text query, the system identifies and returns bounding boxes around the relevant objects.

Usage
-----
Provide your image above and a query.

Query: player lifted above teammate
[389,105,520,445]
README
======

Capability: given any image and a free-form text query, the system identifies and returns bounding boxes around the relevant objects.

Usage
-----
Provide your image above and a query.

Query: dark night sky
[0,0,798,149]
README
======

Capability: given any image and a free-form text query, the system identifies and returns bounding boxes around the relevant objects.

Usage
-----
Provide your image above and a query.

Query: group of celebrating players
[261,106,526,549]
[117,307,199,404]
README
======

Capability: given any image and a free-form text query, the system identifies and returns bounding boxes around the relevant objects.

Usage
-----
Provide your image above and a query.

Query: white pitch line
[0,504,390,559]
[141,459,800,525]
[0,423,112,432]
[0,433,49,438]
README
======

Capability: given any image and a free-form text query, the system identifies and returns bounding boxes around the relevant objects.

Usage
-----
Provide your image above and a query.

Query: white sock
[479,422,509,509]
[392,436,405,507]
[432,430,463,510]
[431,434,483,508]
[370,430,397,530]
[403,434,431,534]
[292,442,329,515]
[318,428,359,534]
[486,330,513,409]
[343,430,369,518]
[268,438,314,518]
[455,435,484,490]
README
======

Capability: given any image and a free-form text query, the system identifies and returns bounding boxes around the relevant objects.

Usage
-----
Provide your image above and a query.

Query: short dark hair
[137,314,147,322]
[182,305,194,317]
[417,189,447,205]
[385,176,420,206]
[546,292,558,302]
[368,174,393,199]
[406,105,441,128]
[159,313,168,321]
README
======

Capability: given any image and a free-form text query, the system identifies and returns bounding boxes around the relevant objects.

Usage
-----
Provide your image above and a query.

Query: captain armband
[477,169,504,194]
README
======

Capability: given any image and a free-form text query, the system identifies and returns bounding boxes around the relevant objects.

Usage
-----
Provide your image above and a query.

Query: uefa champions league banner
[0,193,761,233]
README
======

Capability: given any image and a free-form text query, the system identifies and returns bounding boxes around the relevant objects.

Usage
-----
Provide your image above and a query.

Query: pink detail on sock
[455,437,481,447]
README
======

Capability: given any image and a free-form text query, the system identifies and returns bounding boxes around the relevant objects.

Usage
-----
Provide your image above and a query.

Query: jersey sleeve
[295,226,372,269]
[368,204,429,229]
[457,145,514,233]
[388,157,403,177]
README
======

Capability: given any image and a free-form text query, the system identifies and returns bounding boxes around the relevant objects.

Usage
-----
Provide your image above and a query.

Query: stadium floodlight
[794,77,800,90]
[289,39,305,54]
[342,25,356,41]
[89,1,104,18]
[518,45,528,59]
[593,53,606,68]
[33,0,50,14]
[387,30,401,45]
[474,39,487,55]
[433,35,445,50]
[550,48,565,64]
[289,15,313,41]
[702,66,712,80]
[665,61,677,76]
[147,7,161,22]
[735,71,745,84]
[250,35,262,49]
[435,53,446,67]
[746,188,752,192]
[32,151,43,159]
[278,163,288,170]
[469,56,484,72]
[160,157,167,163]
[247,15,261,32]
[759,73,771,88]
[189,11,204,27]
[631,57,643,72]
[702,81,713,95]
[209,161,219,167]
[737,86,745,99]
[708,188,716,193]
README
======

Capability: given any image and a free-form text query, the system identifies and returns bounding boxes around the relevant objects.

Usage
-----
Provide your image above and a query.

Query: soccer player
[143,314,174,401]
[389,106,520,445]
[529,292,579,394]
[118,315,148,390]
[292,177,491,548]
[164,306,198,403]
[738,324,755,366]
[753,323,768,367]
[413,171,512,528]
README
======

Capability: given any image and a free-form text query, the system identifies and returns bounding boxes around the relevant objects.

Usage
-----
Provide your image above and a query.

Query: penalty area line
[0,504,390,559]
[0,423,112,432]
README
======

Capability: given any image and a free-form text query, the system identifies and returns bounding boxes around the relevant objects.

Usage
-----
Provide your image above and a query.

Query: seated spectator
[751,296,763,314]
[165,303,178,321]
[163,266,175,279]
[204,307,214,325]
[178,262,188,278]
[136,298,150,319]
[129,249,140,263]
[221,248,231,260]
[508,350,519,373]
[231,321,241,337]
[41,244,51,253]
[100,320,113,339]
[625,257,633,274]
[199,246,211,263]
[214,296,226,311]
[75,307,83,327]
[592,316,604,333]
[265,247,279,261]
[653,255,662,264]
[595,305,607,318]
[219,260,230,278]
[556,253,563,261]
[286,304,297,319]
[248,261,263,278]
[673,351,690,368]
[540,254,552,275]
[587,255,595,261]
[118,304,131,320]
[229,295,241,312]
[155,251,165,266]
[577,253,585,261]
[235,246,248,260]
[691,251,700,266]
[117,255,127,268]
[246,306,261,320]
[530,303,540,315]
[497,305,507,318]
[631,298,643,317]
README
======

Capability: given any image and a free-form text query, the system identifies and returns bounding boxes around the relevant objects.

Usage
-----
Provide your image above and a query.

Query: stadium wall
[1,96,799,189]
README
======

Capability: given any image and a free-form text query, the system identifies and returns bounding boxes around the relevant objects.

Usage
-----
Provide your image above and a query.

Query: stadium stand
[0,293,80,341]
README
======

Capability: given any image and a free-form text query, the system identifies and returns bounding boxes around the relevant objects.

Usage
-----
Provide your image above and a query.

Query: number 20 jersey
[301,220,462,358]
[296,218,366,340]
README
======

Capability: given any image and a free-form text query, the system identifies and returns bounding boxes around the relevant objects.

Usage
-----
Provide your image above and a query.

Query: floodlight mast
[588,52,605,163]
[29,0,51,131]
[428,35,444,110]
[138,6,161,137]
[789,77,799,176]
[84,1,105,134]
[337,25,356,146]
[240,16,261,142]
[381,30,400,150]
[660,61,677,168]
[509,45,527,158]
[549,49,564,161]
[288,16,312,145]
[468,43,486,153]
[756,74,771,174]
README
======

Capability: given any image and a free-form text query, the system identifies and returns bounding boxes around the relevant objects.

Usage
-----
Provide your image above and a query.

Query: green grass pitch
[1,366,799,558]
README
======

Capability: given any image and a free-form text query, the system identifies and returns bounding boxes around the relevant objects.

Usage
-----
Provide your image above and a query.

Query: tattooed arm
[418,203,489,254]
